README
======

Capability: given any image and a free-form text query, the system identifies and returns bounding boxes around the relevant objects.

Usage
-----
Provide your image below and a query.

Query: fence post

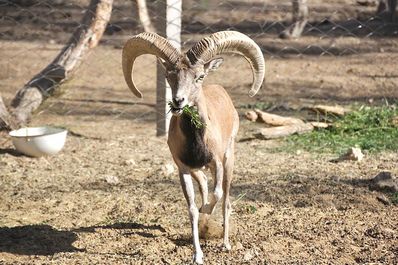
[156,0,182,136]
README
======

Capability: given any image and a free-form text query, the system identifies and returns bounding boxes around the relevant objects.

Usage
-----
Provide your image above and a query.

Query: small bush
[284,105,398,154]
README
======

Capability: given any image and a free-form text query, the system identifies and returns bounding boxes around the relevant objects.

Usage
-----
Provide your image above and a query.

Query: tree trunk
[254,109,305,126]
[0,0,113,131]
[0,94,17,130]
[155,0,182,136]
[280,0,308,39]
[377,0,397,21]
[311,104,347,116]
[136,0,156,32]
[255,123,314,140]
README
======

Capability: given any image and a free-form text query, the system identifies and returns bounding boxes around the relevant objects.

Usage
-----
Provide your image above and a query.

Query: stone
[123,158,136,166]
[235,242,244,250]
[243,249,254,261]
[161,163,175,176]
[338,147,364,162]
[105,175,119,185]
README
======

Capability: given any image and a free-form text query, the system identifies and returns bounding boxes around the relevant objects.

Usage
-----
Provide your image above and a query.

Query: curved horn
[186,31,265,97]
[122,32,180,98]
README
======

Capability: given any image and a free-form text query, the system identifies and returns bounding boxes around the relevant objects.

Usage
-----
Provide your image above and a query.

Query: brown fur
[167,84,239,170]
[167,84,240,261]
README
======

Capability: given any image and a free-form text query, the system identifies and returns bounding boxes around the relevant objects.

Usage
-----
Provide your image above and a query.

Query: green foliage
[168,102,205,129]
[183,105,205,129]
[284,105,398,154]
[238,102,272,110]
[391,192,398,205]
[246,205,257,214]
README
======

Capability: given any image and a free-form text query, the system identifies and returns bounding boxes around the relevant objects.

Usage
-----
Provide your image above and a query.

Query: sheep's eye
[166,71,178,81]
[196,74,205,82]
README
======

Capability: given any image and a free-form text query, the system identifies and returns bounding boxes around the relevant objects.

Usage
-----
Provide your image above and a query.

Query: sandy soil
[1,0,398,264]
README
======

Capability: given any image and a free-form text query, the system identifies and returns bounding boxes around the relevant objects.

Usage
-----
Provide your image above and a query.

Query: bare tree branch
[0,94,17,131]
[0,0,113,131]
[280,0,308,39]
[136,0,156,32]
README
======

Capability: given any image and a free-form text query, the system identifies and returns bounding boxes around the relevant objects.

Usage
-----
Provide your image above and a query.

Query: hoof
[223,242,232,251]
[193,252,204,264]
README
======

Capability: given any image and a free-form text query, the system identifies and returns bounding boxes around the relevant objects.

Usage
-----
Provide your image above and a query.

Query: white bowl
[9,126,68,157]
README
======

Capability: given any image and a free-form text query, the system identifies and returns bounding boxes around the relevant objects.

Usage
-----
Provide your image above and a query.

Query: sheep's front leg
[179,172,203,264]
[222,143,235,251]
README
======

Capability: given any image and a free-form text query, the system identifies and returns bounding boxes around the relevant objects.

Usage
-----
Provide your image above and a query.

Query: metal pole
[156,0,181,136]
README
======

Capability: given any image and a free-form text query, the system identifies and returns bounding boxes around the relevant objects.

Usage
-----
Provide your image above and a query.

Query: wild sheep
[122,31,265,264]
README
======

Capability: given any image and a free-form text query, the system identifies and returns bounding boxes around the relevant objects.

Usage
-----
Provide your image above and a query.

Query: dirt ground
[1,0,398,264]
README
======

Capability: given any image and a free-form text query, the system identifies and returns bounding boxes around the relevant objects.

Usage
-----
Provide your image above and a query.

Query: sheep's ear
[204,57,223,73]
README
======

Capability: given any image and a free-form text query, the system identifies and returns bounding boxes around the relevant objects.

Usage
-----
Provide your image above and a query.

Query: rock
[235,242,244,250]
[123,158,136,166]
[243,249,254,261]
[198,213,223,239]
[161,163,175,176]
[105,175,119,185]
[245,110,258,122]
[199,212,236,239]
[338,147,364,162]
[369,172,398,193]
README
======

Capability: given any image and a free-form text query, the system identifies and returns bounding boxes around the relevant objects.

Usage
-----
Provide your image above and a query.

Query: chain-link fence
[1,0,398,137]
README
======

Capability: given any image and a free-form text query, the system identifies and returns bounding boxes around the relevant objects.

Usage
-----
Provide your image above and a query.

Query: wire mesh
[1,0,398,136]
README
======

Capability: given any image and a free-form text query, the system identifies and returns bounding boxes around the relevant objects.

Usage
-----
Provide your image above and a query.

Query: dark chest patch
[179,113,212,168]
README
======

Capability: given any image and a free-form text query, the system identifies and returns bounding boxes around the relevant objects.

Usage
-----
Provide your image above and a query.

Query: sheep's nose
[173,97,185,106]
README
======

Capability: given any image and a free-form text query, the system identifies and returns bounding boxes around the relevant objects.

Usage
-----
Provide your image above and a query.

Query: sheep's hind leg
[191,170,209,211]
[179,171,203,264]
[200,160,223,214]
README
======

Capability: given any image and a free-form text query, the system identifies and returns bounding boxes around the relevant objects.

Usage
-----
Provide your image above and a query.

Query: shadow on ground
[0,222,166,256]
[0,148,23,157]
[0,224,80,255]
[73,221,166,233]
